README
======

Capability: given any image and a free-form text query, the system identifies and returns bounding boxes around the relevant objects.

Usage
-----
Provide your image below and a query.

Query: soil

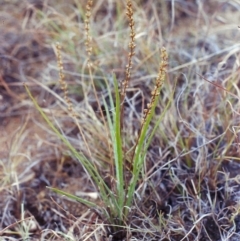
[2,1,240,241]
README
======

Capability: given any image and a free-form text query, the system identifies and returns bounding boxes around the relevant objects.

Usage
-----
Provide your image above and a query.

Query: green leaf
[47,187,98,208]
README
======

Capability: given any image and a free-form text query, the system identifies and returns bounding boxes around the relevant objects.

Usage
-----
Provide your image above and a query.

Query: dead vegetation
[1,0,240,240]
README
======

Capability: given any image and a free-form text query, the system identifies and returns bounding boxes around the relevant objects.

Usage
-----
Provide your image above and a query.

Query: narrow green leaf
[112,75,124,211]
[47,187,98,208]
[125,78,174,211]
[24,84,113,213]
[144,80,177,154]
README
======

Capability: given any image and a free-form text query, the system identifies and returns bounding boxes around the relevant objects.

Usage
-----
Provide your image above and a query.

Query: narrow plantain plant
[25,0,171,234]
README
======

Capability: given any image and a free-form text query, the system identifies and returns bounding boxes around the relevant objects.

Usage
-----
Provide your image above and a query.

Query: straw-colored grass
[1,0,240,240]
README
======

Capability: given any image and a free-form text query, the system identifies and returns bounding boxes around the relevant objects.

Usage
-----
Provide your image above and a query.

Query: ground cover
[1,0,240,240]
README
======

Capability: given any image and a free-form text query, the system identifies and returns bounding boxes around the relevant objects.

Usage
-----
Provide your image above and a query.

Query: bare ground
[1,1,240,240]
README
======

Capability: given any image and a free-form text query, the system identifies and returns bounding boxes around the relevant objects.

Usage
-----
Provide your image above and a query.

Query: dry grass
[1,0,240,240]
